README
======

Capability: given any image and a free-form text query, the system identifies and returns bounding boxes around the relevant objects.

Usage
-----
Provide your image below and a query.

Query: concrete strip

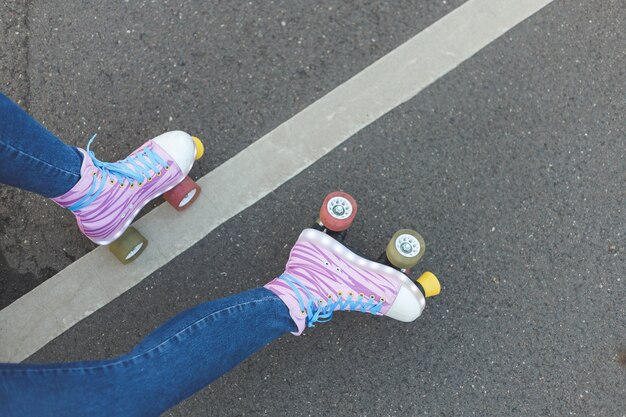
[0,0,554,362]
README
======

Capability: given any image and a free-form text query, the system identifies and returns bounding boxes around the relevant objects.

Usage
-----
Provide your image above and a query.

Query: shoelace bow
[67,134,168,211]
[278,273,384,328]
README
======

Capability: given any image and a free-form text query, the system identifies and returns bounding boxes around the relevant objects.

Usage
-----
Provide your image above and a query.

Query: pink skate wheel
[164,176,201,211]
[319,191,358,232]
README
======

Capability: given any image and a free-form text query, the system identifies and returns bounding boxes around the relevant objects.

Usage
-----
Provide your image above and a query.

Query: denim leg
[0,92,83,197]
[0,288,295,417]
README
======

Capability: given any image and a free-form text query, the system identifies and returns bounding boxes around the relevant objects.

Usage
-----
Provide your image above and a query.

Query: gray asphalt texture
[2,1,626,416]
[0,0,466,307]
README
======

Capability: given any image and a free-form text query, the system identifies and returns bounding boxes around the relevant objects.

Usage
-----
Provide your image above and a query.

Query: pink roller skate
[52,130,204,263]
[265,192,440,334]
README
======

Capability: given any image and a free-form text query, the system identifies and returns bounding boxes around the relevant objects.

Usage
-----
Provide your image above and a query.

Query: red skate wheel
[164,176,201,211]
[319,191,357,232]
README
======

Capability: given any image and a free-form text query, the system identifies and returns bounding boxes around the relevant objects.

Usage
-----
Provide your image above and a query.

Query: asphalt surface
[1,1,625,416]
[0,0,466,307]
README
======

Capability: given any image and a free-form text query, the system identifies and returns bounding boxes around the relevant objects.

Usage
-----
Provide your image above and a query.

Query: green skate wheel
[385,229,425,269]
[109,227,148,264]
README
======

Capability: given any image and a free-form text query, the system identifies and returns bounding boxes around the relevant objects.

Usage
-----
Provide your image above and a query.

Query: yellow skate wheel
[416,271,441,297]
[109,227,148,264]
[385,229,425,269]
[192,136,204,160]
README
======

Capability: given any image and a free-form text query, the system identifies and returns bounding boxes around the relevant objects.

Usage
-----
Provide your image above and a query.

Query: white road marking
[0,0,553,362]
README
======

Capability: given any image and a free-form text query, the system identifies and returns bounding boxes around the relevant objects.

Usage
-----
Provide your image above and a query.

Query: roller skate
[52,130,204,263]
[265,191,440,335]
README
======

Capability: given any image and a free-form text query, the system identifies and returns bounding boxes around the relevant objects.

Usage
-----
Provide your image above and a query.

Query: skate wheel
[319,191,358,232]
[416,271,441,298]
[164,176,202,211]
[109,227,148,264]
[385,229,426,269]
[192,136,204,160]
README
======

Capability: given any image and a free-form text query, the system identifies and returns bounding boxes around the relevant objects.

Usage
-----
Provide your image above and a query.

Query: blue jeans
[0,288,295,416]
[0,92,83,197]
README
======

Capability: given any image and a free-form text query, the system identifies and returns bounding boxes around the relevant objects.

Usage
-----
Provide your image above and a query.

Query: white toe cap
[386,285,426,322]
[153,131,196,175]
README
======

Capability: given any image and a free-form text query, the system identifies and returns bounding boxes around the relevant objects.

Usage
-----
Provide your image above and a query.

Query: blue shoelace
[67,134,169,211]
[278,273,384,328]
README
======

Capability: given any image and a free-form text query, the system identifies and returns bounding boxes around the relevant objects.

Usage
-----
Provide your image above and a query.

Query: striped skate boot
[264,228,440,335]
[52,130,204,263]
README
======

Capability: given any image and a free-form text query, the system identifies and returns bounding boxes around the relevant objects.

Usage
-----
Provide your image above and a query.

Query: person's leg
[0,288,295,417]
[0,92,83,197]
[0,228,439,417]
[0,92,202,249]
